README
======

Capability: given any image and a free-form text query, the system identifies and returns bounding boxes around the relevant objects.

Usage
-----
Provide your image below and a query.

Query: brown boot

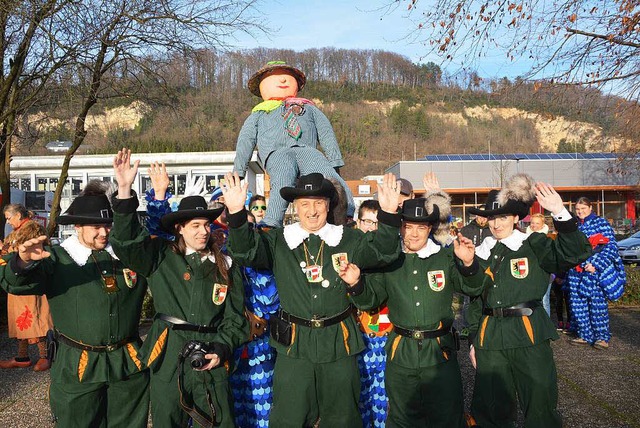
[0,358,32,369]
[33,358,51,372]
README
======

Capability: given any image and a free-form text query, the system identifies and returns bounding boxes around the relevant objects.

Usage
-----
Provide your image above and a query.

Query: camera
[179,340,212,369]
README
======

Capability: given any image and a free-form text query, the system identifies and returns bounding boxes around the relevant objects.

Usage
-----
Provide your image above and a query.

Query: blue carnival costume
[357,325,389,427]
[566,212,625,344]
[145,188,280,427]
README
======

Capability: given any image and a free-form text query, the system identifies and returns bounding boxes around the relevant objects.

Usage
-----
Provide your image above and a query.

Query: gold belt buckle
[311,318,324,328]
[412,331,423,340]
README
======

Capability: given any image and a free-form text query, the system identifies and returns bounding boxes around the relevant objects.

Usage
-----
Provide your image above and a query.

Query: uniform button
[413,270,418,274]
[313,295,318,299]
[102,270,107,274]
[494,255,498,259]
[109,313,114,317]
[416,302,420,306]
[110,335,115,340]
[414,286,418,291]
[493,284,498,288]
[496,301,502,305]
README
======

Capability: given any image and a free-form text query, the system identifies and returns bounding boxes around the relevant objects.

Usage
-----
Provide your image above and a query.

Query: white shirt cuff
[552,208,572,222]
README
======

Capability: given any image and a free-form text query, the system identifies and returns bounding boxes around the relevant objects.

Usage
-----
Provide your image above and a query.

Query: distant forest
[21,48,640,180]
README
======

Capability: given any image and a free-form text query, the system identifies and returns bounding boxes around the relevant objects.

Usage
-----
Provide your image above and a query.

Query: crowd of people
[0,59,627,428]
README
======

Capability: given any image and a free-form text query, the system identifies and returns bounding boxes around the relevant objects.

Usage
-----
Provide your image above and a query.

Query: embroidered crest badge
[304,265,323,283]
[331,252,348,273]
[123,269,137,288]
[510,258,529,279]
[212,283,228,305]
[427,270,446,292]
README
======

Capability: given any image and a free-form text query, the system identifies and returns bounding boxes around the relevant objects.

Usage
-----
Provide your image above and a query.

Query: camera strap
[178,356,218,428]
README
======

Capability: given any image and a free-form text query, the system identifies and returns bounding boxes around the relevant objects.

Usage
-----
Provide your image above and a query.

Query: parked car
[618,231,640,264]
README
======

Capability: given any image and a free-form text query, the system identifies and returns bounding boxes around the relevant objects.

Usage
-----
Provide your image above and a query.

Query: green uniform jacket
[227,209,401,364]
[468,218,591,351]
[350,242,484,369]
[109,197,248,382]
[0,244,148,384]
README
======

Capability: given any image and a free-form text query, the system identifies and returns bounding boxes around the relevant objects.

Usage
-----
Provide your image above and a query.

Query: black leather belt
[279,306,354,329]
[155,313,218,333]
[56,330,138,352]
[483,301,539,318]
[394,324,450,340]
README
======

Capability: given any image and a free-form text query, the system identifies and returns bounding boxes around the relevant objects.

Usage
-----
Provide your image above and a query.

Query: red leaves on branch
[16,306,33,331]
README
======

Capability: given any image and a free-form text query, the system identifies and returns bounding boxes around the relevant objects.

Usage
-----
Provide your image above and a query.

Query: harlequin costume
[234,61,355,227]
[466,177,591,428]
[566,212,625,345]
[0,219,53,371]
[110,194,248,428]
[227,173,401,427]
[145,188,280,428]
[356,306,392,427]
[350,198,484,427]
[0,188,150,427]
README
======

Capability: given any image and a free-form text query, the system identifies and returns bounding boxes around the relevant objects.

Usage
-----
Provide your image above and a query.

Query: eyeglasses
[250,205,267,212]
[359,219,378,226]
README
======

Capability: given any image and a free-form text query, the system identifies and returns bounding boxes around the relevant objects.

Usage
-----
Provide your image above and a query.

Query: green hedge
[611,266,640,306]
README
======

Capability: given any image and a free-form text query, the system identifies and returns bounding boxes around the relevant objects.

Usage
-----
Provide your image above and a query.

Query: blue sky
[232,0,534,80]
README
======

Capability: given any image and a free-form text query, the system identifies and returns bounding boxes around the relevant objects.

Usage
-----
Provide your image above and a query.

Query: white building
[8,151,264,214]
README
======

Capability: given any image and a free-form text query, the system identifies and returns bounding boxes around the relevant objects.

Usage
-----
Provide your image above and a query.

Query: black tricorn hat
[58,194,113,225]
[248,61,306,97]
[467,189,531,219]
[401,198,440,223]
[159,196,224,232]
[280,173,337,203]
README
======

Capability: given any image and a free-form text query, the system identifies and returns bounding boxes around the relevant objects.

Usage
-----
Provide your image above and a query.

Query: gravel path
[1,308,638,427]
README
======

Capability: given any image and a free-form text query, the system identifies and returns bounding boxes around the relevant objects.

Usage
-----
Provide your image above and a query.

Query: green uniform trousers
[270,353,362,428]
[385,357,465,428]
[471,340,561,428]
[150,364,234,428]
[49,369,149,428]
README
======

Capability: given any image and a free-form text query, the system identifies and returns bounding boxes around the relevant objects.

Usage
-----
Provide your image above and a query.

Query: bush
[611,265,640,306]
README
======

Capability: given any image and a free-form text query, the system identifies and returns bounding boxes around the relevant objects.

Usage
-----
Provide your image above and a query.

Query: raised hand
[18,236,50,265]
[453,233,475,266]
[113,148,140,199]
[423,172,441,195]
[184,175,206,197]
[220,172,248,214]
[338,262,361,287]
[377,173,401,214]
[148,161,169,200]
[535,182,564,216]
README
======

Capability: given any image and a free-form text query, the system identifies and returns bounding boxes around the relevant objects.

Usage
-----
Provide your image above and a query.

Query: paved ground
[0,308,639,427]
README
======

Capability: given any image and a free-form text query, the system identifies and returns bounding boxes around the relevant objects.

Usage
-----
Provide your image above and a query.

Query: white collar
[61,234,119,266]
[403,238,441,258]
[525,224,549,236]
[283,222,344,250]
[185,247,232,267]
[475,230,527,260]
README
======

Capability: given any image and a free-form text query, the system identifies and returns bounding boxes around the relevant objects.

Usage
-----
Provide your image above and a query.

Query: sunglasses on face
[250,205,267,212]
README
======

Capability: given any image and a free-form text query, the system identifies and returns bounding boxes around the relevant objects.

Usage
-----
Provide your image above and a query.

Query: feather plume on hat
[80,180,111,197]
[497,174,536,207]
[425,189,452,246]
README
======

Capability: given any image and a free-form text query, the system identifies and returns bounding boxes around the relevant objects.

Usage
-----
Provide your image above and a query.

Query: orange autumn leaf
[16,305,33,331]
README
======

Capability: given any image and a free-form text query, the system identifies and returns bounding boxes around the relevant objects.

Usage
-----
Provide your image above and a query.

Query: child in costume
[234,60,355,227]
